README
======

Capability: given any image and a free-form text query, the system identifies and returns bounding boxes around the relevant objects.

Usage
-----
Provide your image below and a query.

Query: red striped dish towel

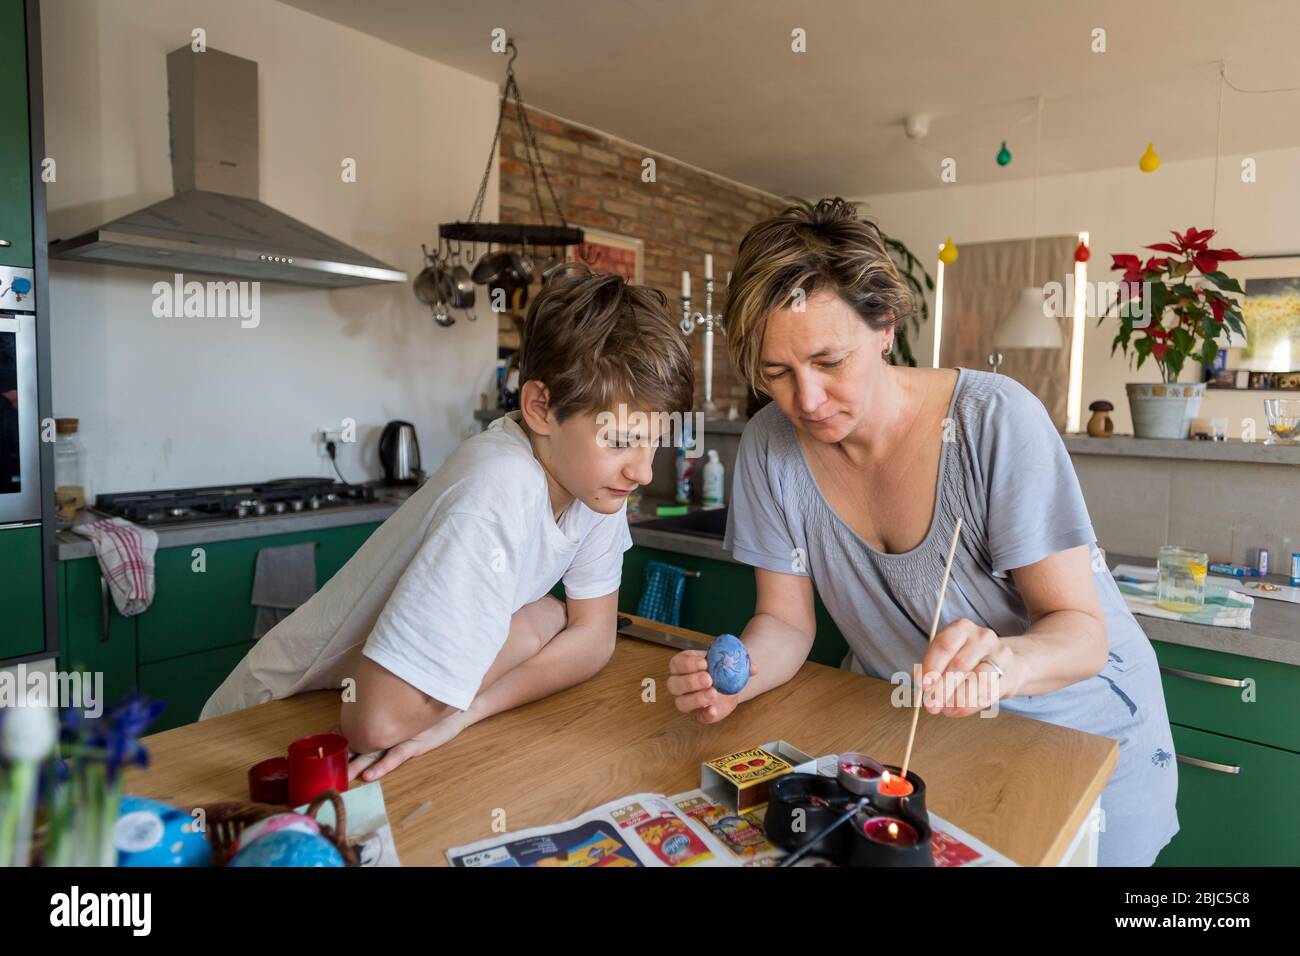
[71,517,159,616]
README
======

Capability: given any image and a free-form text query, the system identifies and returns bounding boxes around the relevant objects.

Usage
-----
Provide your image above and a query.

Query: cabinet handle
[1176,754,1241,775]
[100,574,110,643]
[0,239,11,247]
[1159,665,1248,688]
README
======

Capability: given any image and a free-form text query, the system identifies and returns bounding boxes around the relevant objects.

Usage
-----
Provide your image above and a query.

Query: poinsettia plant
[1107,227,1247,383]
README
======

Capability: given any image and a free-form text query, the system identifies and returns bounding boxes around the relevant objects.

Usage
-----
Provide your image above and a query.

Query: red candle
[862,816,920,846]
[878,770,914,797]
[248,756,290,804]
[287,733,349,806]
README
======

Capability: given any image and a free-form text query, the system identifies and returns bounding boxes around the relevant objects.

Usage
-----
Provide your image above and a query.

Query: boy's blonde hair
[519,271,695,421]
[725,197,914,391]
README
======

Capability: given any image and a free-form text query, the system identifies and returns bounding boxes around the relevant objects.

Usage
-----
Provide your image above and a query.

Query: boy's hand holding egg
[667,634,756,724]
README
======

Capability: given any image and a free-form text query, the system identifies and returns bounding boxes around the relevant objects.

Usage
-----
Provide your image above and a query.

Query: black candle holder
[765,773,861,861]
[768,760,933,867]
[846,806,933,867]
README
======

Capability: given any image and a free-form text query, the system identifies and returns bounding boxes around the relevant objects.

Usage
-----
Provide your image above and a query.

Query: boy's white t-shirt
[200,411,632,720]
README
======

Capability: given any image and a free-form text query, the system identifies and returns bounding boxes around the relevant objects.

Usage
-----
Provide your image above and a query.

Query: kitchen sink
[633,507,728,539]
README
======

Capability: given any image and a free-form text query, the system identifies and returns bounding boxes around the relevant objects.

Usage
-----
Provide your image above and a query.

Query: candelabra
[680,256,725,413]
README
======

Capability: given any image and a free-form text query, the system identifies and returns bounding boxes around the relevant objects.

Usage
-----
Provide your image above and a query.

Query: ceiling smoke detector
[903,114,931,140]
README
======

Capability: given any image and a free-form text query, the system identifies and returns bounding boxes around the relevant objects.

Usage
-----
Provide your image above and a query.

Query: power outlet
[317,428,342,459]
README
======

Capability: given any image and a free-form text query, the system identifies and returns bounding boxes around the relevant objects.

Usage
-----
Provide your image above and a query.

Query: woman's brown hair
[725,197,914,391]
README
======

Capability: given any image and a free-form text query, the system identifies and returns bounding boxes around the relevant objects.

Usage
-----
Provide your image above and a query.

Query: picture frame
[1219,254,1300,375]
[565,226,644,284]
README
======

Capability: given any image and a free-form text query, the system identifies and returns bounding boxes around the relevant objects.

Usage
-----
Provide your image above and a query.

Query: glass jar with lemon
[1156,545,1208,613]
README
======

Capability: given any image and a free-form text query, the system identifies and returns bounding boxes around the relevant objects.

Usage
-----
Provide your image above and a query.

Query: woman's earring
[882,340,894,361]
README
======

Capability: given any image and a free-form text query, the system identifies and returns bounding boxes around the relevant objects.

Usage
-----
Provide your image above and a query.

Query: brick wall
[497,104,788,416]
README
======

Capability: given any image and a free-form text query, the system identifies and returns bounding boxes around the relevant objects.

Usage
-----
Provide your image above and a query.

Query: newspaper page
[446,753,1017,867]
[447,793,735,867]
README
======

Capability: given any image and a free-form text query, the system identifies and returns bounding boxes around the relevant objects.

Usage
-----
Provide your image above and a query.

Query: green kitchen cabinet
[0,525,44,659]
[1152,640,1299,753]
[1156,724,1300,866]
[0,0,34,268]
[138,641,258,734]
[136,522,381,665]
[56,521,382,730]
[57,556,139,708]
[620,545,850,668]
[1152,639,1300,866]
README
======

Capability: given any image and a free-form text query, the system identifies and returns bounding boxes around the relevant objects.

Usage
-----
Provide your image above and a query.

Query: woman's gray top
[724,368,1178,866]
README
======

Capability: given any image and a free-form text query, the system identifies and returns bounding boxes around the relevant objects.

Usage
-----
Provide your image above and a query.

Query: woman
[666,198,1178,866]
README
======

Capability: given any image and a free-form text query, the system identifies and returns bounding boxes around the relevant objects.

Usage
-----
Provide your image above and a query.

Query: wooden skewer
[899,516,963,782]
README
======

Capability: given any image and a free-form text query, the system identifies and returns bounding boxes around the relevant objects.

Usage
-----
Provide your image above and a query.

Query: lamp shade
[995,287,1063,349]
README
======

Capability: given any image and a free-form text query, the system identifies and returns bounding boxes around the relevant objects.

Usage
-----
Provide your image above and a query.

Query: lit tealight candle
[878,770,915,797]
[862,816,920,846]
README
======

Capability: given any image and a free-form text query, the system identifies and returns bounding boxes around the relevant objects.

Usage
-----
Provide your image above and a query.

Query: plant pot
[1125,382,1204,439]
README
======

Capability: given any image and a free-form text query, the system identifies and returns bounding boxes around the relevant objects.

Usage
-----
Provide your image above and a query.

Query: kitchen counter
[629,514,1300,667]
[1063,433,1300,465]
[1108,553,1300,666]
[122,615,1116,866]
[55,489,411,561]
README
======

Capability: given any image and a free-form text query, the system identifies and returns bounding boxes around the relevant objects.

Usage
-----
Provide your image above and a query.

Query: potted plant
[1107,227,1245,438]
[882,233,935,368]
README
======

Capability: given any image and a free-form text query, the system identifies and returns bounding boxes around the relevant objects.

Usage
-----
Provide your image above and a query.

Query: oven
[0,265,40,526]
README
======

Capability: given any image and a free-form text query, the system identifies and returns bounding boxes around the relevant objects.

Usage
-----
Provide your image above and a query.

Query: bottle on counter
[674,447,694,505]
[702,448,725,509]
[53,417,90,529]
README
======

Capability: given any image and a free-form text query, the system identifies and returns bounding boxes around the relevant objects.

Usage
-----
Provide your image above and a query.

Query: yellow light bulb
[1139,143,1161,173]
[939,237,959,265]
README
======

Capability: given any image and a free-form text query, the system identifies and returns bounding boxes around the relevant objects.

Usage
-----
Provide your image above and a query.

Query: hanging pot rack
[438,38,584,252]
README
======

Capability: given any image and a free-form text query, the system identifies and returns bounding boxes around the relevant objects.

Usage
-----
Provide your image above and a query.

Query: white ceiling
[283,0,1300,198]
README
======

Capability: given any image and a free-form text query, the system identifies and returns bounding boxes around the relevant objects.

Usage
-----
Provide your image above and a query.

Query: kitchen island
[123,616,1116,867]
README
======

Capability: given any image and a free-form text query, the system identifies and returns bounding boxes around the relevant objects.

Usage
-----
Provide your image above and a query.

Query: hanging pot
[472,250,512,287]
[413,265,440,306]
[449,263,475,308]
[507,251,535,286]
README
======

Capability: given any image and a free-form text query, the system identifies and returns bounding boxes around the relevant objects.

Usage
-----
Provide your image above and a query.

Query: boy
[201,271,694,782]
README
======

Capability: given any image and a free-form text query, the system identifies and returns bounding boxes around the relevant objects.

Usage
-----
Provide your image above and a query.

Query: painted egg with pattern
[706,633,751,695]
[228,829,345,868]
[114,795,212,867]
[232,812,322,856]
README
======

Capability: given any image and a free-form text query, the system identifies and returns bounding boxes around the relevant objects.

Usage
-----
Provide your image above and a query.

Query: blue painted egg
[114,795,212,867]
[707,633,750,695]
[228,828,345,868]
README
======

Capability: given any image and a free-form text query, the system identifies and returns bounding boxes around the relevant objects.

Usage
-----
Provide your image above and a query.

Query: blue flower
[1151,748,1173,768]
[97,694,165,782]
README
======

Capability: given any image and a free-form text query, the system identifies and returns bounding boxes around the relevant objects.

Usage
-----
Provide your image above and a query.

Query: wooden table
[124,616,1117,866]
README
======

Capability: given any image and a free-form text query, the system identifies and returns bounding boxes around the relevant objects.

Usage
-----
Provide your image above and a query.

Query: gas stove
[93,478,378,526]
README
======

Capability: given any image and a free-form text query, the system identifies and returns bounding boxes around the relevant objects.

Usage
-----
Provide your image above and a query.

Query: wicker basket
[195,789,359,866]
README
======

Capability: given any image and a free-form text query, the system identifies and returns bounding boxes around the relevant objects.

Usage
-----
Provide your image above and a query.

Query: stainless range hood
[50,47,406,288]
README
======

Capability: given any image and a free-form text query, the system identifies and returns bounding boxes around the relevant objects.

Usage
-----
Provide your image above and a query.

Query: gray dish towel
[250,541,318,640]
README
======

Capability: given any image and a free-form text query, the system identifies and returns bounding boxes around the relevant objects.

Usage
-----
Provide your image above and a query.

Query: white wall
[858,145,1300,436]
[41,0,500,495]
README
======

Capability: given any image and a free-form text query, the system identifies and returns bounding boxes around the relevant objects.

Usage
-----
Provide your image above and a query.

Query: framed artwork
[1220,254,1300,374]
[566,226,643,283]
